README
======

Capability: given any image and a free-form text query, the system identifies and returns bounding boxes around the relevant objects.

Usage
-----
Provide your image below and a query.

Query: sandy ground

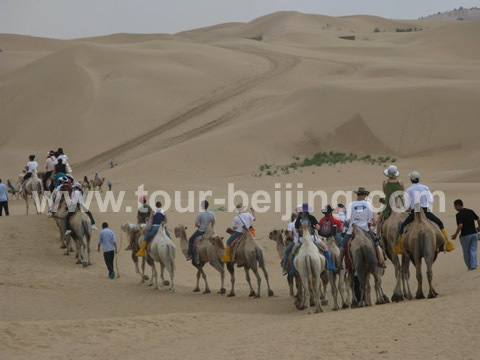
[1,11,480,360]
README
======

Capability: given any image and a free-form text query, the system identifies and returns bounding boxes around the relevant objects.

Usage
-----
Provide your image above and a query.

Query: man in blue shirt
[97,222,118,279]
[0,179,9,216]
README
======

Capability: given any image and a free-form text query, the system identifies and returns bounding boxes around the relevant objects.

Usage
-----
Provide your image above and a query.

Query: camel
[142,222,176,292]
[294,224,325,314]
[22,172,43,214]
[324,235,349,311]
[381,197,414,302]
[91,174,105,192]
[268,229,299,297]
[348,225,389,307]
[82,176,91,192]
[53,200,75,255]
[120,223,154,284]
[67,205,92,268]
[401,206,445,299]
[7,180,19,199]
[175,224,227,294]
[223,228,274,298]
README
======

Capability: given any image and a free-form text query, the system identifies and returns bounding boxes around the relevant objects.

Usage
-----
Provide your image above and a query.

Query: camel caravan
[7,151,458,313]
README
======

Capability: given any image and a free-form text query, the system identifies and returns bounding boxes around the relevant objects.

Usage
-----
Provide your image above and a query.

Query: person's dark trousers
[23,172,32,181]
[188,230,205,258]
[0,201,9,216]
[43,171,52,190]
[400,207,444,234]
[108,185,112,191]
[103,251,115,274]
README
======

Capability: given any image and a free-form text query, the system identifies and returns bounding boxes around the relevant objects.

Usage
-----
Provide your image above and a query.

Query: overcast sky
[1,0,479,39]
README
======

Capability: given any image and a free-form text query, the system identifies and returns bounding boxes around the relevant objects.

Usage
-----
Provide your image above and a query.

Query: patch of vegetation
[395,27,422,33]
[247,35,263,41]
[256,151,396,177]
[374,27,382,33]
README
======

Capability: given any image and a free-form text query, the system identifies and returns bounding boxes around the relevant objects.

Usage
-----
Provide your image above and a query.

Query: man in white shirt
[221,203,256,263]
[339,187,386,268]
[65,182,97,235]
[396,171,454,253]
[23,155,38,181]
[0,179,9,216]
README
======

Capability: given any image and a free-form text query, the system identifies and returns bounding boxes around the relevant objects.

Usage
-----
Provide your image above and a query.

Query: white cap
[409,171,420,181]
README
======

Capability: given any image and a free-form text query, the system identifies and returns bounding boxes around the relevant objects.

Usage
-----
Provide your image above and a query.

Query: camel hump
[413,204,427,223]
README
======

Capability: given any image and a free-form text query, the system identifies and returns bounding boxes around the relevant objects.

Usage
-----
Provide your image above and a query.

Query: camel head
[268,229,284,242]
[174,225,187,238]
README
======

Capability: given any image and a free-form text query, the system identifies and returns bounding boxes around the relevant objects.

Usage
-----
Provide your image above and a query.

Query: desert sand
[1,11,480,359]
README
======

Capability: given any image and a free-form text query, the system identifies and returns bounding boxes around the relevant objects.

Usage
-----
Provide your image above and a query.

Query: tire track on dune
[75,45,299,173]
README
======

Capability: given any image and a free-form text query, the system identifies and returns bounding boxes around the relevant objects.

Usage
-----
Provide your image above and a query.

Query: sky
[1,0,479,39]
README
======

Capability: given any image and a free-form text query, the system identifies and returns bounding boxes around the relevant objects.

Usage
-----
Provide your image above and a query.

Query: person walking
[0,179,9,216]
[97,222,118,279]
[451,199,479,271]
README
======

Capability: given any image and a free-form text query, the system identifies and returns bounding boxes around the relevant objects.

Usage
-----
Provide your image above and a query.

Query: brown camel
[324,235,349,310]
[175,224,227,294]
[348,225,389,307]
[54,200,75,255]
[82,176,91,192]
[223,228,274,298]
[91,175,105,192]
[401,206,445,299]
[381,197,414,302]
[68,205,92,268]
[120,223,154,284]
[268,229,299,297]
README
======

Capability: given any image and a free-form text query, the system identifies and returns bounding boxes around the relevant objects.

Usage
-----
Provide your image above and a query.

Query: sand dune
[1,10,480,360]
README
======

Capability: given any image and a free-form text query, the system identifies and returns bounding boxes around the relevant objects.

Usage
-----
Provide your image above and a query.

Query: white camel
[22,172,43,214]
[143,223,176,292]
[294,223,326,314]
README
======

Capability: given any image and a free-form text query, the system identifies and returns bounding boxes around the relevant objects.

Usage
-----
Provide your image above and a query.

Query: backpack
[319,217,336,237]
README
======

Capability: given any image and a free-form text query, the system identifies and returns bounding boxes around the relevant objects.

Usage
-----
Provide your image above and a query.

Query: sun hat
[235,203,247,212]
[384,165,400,178]
[354,187,370,195]
[409,171,420,181]
[321,205,334,214]
[296,204,303,212]
[302,203,312,212]
[72,182,82,189]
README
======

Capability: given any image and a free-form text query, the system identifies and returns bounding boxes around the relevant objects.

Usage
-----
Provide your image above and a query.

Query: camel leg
[301,276,312,314]
[401,254,413,300]
[210,260,226,294]
[141,257,150,282]
[328,271,339,311]
[313,273,324,314]
[244,267,256,297]
[193,268,201,292]
[227,263,235,297]
[252,268,262,298]
[415,259,425,299]
[425,253,437,298]
[287,274,295,297]
[320,271,329,306]
[337,270,349,309]
[132,253,143,283]
[25,197,29,215]
[357,270,367,307]
[259,258,274,297]
[391,253,404,302]
[146,256,155,286]
[168,264,175,293]
[151,262,158,290]
[159,263,166,288]
[201,267,211,294]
